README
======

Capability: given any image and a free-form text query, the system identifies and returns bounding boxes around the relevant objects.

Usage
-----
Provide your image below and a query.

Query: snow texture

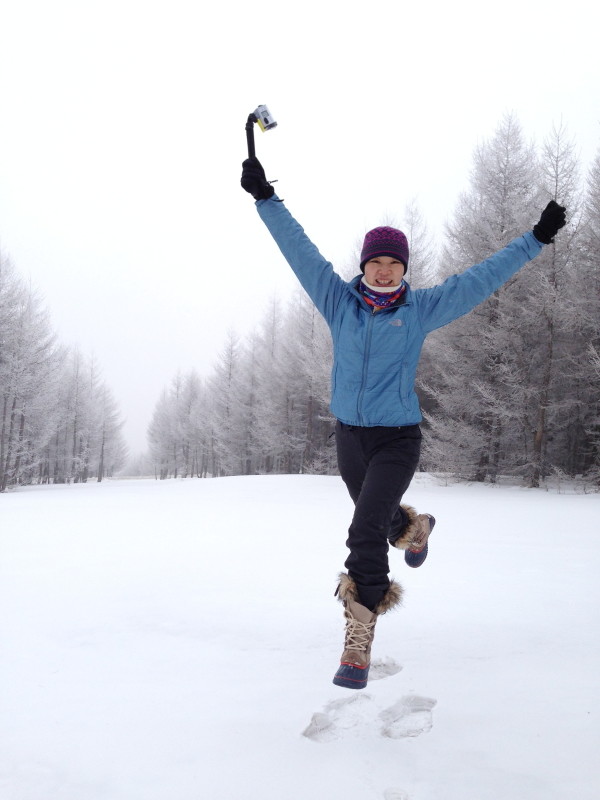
[1,473,600,800]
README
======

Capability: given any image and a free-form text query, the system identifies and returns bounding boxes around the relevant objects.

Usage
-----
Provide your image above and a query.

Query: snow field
[1,475,599,800]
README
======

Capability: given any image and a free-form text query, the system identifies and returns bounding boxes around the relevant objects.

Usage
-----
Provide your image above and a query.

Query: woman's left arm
[416,202,566,333]
[416,232,542,333]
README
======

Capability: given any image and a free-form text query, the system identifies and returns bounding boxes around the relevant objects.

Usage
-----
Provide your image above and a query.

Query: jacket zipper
[356,308,376,424]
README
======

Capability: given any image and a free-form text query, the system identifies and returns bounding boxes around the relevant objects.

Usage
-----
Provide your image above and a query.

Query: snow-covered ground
[1,474,599,800]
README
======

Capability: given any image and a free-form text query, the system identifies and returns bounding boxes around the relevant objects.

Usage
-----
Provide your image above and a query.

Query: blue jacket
[256,196,543,427]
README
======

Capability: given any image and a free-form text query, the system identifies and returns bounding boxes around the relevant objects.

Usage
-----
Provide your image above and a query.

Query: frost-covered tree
[421,113,539,481]
[147,372,202,479]
[44,350,127,483]
[573,143,600,479]
[516,122,583,486]
[205,330,248,476]
[588,343,600,483]
[239,298,288,474]
[403,198,437,289]
[95,383,128,481]
[148,386,176,479]
[278,291,335,473]
[0,259,64,490]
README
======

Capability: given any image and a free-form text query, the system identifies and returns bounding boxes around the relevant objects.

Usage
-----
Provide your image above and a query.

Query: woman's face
[363,256,405,288]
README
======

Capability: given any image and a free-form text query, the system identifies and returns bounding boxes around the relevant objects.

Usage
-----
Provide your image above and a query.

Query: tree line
[0,259,127,490]
[147,114,599,488]
[421,116,599,487]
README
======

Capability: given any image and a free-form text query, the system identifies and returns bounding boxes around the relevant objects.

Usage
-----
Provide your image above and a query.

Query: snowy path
[1,474,599,800]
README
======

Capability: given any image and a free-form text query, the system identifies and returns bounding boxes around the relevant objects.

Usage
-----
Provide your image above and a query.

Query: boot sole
[333,662,370,689]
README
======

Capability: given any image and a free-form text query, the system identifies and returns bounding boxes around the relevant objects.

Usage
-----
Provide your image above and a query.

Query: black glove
[241,157,275,201]
[533,200,567,244]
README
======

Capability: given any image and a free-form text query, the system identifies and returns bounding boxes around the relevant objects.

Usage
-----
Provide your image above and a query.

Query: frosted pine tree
[589,343,600,483]
[148,385,178,479]
[0,261,64,490]
[95,382,128,481]
[280,291,334,473]
[205,330,250,476]
[516,122,582,485]
[148,372,203,479]
[48,351,127,483]
[574,143,600,478]
[421,113,538,481]
[243,297,292,474]
[403,198,438,289]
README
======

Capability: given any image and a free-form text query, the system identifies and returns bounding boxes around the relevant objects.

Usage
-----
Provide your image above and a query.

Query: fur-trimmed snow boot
[391,505,436,568]
[332,573,403,690]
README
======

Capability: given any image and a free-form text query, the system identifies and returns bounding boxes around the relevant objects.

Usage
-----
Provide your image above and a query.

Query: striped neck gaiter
[359,280,407,310]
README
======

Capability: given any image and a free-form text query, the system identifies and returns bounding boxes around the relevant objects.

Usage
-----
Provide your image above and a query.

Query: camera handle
[245,113,257,159]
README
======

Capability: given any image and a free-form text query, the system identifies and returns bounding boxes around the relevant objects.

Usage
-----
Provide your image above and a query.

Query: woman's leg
[336,423,421,610]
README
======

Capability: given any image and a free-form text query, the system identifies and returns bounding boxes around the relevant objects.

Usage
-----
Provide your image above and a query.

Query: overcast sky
[1,0,598,455]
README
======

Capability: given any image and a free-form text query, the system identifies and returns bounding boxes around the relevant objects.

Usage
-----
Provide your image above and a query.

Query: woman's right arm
[256,195,348,325]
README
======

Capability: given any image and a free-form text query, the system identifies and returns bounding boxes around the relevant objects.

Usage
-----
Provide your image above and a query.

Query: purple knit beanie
[360,226,409,273]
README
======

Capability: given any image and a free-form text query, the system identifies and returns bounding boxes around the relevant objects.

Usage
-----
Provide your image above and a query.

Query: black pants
[335,421,422,611]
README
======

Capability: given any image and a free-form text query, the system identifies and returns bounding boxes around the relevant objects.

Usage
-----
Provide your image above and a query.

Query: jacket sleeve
[415,232,543,333]
[255,195,349,325]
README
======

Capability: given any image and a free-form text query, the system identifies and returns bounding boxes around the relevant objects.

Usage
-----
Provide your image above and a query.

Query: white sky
[1,0,598,454]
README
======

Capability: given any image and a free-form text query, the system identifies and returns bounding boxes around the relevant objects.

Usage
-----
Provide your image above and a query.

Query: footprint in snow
[302,694,374,742]
[302,691,437,743]
[369,656,403,681]
[383,790,411,800]
[379,695,437,739]
[302,657,402,741]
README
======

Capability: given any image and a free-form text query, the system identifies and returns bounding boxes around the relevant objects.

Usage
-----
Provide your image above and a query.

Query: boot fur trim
[375,579,403,614]
[391,504,420,550]
[336,573,403,615]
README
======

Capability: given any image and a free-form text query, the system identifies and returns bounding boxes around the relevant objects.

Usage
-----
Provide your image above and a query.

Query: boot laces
[344,614,376,653]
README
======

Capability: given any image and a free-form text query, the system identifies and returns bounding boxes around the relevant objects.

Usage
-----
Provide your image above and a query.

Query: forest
[2,114,599,490]
[0,264,127,490]
[147,115,600,488]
